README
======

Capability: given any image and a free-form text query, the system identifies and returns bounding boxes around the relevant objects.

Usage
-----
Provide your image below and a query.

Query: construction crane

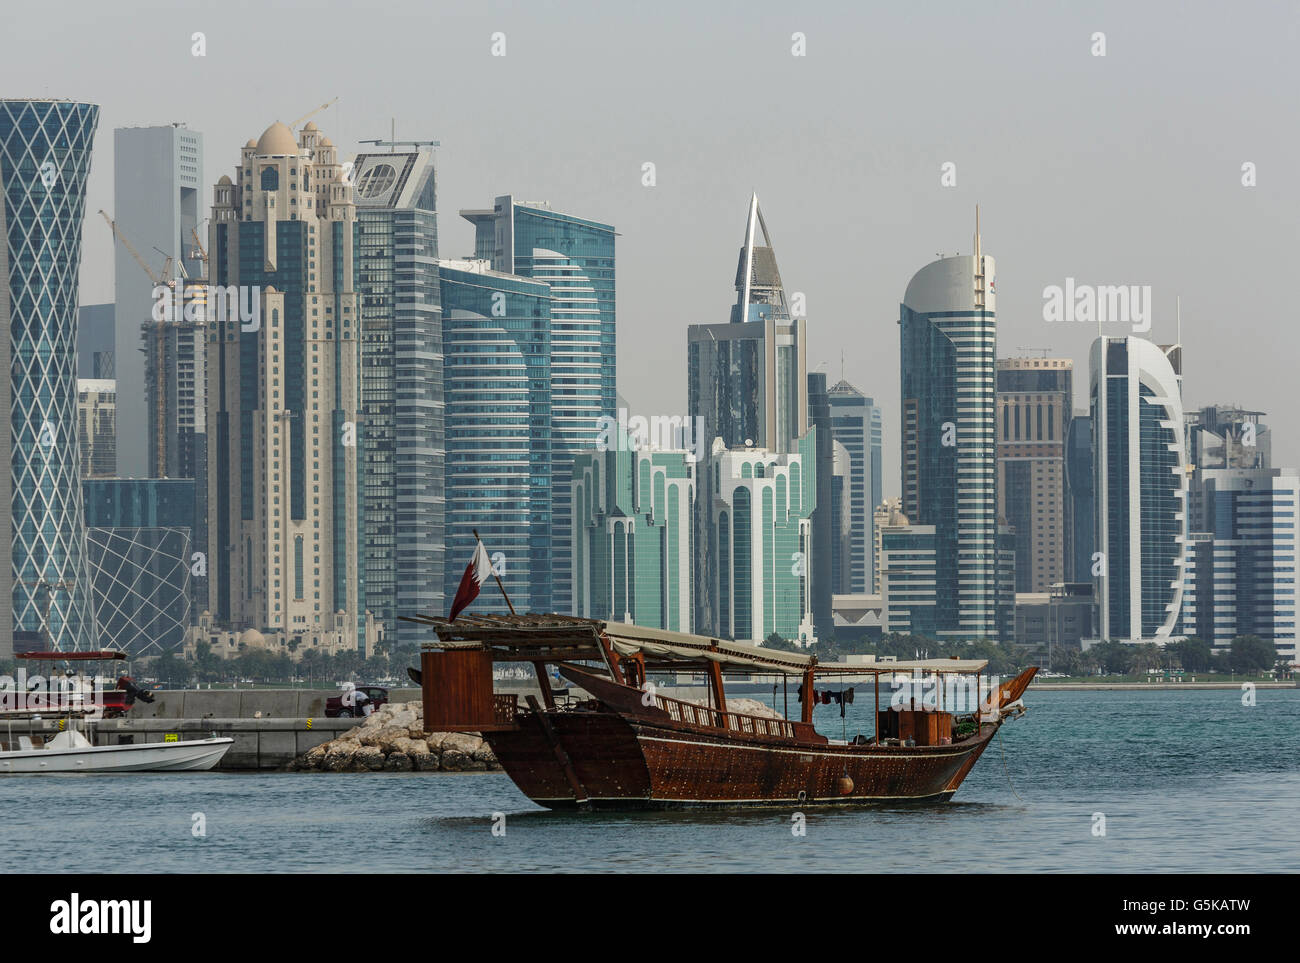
[290,97,338,130]
[99,210,201,478]
[360,118,439,151]
[189,223,208,270]
[99,210,172,287]
[359,137,441,150]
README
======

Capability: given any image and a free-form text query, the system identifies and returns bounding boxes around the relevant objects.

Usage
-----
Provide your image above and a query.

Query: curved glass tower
[1,100,100,650]
[1090,335,1186,641]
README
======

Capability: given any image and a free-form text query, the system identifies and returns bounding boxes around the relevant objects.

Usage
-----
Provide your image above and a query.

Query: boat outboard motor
[117,675,156,705]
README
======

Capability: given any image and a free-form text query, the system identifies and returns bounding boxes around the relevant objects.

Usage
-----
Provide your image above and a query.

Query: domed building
[201,118,370,657]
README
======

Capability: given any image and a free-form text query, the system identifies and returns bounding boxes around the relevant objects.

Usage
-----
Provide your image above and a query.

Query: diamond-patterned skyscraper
[1,100,101,651]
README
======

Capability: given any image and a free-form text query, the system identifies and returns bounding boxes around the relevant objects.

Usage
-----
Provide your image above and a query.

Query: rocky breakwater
[291,694,786,772]
[291,700,500,773]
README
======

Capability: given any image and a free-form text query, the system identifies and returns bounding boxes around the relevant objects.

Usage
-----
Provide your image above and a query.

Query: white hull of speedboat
[0,733,233,773]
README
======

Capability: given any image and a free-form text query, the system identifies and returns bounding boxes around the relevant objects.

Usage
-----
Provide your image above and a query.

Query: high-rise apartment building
[1090,336,1187,642]
[205,121,370,652]
[113,124,204,479]
[461,197,615,615]
[352,148,443,644]
[995,358,1072,593]
[2,99,101,652]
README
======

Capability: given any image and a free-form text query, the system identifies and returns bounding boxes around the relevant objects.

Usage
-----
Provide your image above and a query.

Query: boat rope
[998,727,1025,803]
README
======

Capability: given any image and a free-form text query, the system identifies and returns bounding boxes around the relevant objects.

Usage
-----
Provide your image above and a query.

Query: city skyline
[2,1,1295,493]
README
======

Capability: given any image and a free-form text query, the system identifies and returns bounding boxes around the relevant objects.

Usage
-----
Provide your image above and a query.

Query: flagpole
[473,528,516,616]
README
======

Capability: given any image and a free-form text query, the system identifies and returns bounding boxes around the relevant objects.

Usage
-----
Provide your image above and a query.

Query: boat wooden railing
[652,692,797,740]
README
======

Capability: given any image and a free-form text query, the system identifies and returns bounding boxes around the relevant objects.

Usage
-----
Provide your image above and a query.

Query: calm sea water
[3,688,1296,873]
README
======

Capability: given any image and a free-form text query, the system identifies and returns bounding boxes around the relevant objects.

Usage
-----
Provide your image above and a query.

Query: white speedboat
[0,728,233,773]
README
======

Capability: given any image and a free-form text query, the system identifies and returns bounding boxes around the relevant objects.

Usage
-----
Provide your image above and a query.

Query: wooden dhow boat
[410,614,1037,810]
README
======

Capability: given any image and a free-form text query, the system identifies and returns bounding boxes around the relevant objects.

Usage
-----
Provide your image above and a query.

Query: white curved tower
[1090,336,1187,641]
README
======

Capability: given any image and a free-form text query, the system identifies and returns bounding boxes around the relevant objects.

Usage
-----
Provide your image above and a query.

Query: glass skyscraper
[461,197,615,615]
[891,217,1012,641]
[353,149,443,645]
[1065,412,1095,583]
[439,259,553,613]
[827,379,883,594]
[1090,336,1187,642]
[2,100,101,652]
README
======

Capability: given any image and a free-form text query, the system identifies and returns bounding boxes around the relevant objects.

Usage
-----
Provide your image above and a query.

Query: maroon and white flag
[449,541,493,622]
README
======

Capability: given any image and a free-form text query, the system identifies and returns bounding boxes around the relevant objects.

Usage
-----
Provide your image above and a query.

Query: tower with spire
[883,207,1015,642]
[687,195,817,646]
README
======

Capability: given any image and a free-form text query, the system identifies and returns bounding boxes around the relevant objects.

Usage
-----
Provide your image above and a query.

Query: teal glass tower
[439,259,553,613]
[571,431,696,631]
[2,100,101,651]
[461,197,615,615]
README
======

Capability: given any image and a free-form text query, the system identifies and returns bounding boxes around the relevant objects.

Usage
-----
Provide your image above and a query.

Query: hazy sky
[3,0,1298,490]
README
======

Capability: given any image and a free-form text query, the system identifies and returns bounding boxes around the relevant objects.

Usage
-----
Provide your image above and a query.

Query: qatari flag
[449,541,494,622]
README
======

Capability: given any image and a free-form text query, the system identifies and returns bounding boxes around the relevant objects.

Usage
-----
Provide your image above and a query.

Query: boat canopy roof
[406,614,987,676]
[15,650,129,662]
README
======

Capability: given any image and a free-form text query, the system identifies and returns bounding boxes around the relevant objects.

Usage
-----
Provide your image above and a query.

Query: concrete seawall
[0,684,551,770]
[131,686,422,720]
